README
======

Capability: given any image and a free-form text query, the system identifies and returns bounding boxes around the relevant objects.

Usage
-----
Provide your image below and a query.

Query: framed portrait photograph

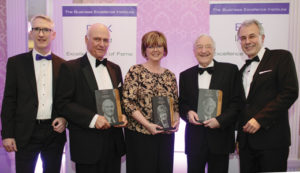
[197,89,223,123]
[152,96,175,131]
[95,89,123,125]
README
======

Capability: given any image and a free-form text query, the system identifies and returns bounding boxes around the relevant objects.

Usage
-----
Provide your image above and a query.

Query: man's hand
[52,117,67,133]
[243,118,261,134]
[114,114,128,128]
[187,110,202,125]
[203,118,220,129]
[3,138,17,152]
[95,116,111,130]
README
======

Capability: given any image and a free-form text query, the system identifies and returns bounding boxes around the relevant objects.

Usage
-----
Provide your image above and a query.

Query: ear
[85,35,88,45]
[51,31,56,40]
[261,34,265,43]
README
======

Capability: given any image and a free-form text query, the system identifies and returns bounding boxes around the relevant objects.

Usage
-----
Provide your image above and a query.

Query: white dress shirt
[242,47,266,98]
[198,61,214,89]
[86,52,113,128]
[32,49,53,120]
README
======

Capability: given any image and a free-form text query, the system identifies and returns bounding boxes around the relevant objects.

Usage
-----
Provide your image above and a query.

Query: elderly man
[55,23,127,173]
[179,34,243,173]
[1,15,66,173]
[237,19,299,173]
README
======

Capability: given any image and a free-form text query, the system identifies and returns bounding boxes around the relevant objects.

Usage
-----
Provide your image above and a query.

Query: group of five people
[1,15,298,173]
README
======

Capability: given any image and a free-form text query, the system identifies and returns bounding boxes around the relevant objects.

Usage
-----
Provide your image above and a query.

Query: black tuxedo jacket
[238,48,299,150]
[1,51,66,149]
[55,54,125,164]
[179,60,243,155]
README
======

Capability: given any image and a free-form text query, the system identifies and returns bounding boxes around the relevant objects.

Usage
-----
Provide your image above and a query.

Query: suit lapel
[247,49,271,100]
[51,54,62,96]
[252,48,271,82]
[81,55,99,93]
[21,51,38,98]
[209,60,221,89]
[106,61,119,88]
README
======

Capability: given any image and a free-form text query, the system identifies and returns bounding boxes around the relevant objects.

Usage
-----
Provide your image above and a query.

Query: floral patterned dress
[122,64,179,135]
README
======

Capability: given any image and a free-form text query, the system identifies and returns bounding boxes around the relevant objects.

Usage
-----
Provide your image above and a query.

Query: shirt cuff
[89,114,99,128]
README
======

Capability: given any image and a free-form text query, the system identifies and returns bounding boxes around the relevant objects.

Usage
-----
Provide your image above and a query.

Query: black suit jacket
[238,48,299,149]
[55,54,125,164]
[1,51,66,149]
[179,60,243,155]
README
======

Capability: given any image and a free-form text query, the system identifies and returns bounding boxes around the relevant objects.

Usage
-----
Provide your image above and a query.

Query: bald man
[55,23,127,173]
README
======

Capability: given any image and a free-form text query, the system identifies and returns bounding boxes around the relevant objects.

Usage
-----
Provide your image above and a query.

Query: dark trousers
[125,128,174,173]
[239,145,289,173]
[75,156,121,173]
[15,123,65,173]
[187,143,229,173]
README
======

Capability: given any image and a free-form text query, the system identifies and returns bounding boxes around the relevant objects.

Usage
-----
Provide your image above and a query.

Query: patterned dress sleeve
[122,65,140,116]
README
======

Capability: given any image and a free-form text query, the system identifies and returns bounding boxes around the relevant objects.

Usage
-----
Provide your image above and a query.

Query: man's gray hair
[193,34,216,50]
[237,19,264,36]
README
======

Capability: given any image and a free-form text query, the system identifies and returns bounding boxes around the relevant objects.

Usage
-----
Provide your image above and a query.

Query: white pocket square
[259,70,272,74]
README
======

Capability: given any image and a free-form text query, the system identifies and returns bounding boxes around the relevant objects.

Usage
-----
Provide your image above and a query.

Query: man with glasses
[237,19,299,173]
[1,15,66,173]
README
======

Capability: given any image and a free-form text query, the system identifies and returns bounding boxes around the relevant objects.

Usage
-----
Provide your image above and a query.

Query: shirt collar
[87,51,97,67]
[248,47,265,61]
[198,60,214,68]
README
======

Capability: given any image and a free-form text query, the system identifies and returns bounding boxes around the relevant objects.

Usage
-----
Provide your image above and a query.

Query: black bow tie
[36,54,52,61]
[95,58,107,67]
[245,56,260,67]
[198,67,214,75]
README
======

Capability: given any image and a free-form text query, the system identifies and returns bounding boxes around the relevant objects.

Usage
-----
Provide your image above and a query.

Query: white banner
[209,2,290,68]
[62,4,137,77]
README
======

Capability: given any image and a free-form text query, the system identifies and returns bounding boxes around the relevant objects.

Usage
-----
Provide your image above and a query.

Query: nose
[200,47,207,53]
[245,37,251,44]
[98,40,105,46]
[38,30,45,36]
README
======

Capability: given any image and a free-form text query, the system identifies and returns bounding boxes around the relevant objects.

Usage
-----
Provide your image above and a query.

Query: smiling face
[238,23,265,58]
[193,35,215,67]
[141,31,168,62]
[85,23,110,60]
[145,45,165,62]
[30,17,56,54]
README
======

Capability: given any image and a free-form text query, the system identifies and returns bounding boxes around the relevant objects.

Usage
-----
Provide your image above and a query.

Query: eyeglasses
[147,45,164,49]
[32,27,52,34]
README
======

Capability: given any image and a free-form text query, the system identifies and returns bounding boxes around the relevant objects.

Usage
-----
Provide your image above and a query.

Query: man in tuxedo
[1,15,66,173]
[55,23,127,173]
[237,19,299,173]
[179,34,243,173]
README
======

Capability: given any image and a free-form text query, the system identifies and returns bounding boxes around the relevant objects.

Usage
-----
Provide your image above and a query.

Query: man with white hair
[179,34,243,173]
[55,23,127,173]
